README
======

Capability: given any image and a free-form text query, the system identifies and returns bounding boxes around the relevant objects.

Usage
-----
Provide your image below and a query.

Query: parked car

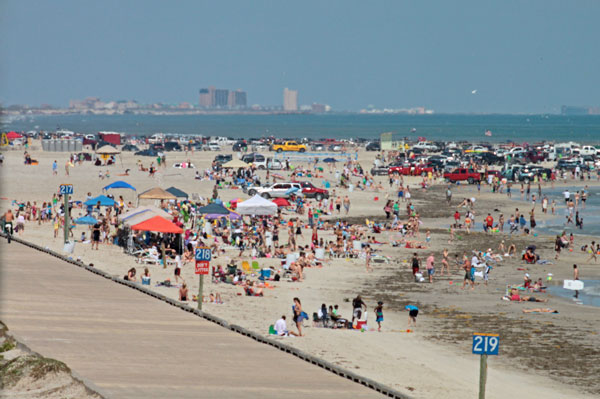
[246,182,302,199]
[370,166,389,176]
[389,163,434,176]
[366,141,380,151]
[214,154,233,166]
[443,168,481,184]
[412,142,439,152]
[295,181,329,200]
[270,141,307,153]
[164,141,182,151]
[134,149,159,157]
[202,142,221,151]
[121,144,139,152]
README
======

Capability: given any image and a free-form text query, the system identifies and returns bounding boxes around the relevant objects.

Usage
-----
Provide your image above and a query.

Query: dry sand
[1,143,600,398]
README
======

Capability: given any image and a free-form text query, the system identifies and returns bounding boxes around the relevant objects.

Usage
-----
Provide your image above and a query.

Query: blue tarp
[74,215,98,225]
[84,195,116,207]
[103,181,136,191]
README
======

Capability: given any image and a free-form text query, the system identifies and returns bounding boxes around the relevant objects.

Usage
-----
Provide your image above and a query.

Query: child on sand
[406,305,418,327]
[375,301,384,332]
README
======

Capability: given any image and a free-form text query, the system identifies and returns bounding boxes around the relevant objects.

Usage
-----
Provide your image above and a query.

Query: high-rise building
[227,89,247,108]
[199,86,215,108]
[214,89,229,107]
[283,88,298,111]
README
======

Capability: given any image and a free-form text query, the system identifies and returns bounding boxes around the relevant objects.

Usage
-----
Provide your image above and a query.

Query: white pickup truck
[572,145,599,157]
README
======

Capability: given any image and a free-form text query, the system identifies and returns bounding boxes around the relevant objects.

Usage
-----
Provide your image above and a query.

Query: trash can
[63,240,75,254]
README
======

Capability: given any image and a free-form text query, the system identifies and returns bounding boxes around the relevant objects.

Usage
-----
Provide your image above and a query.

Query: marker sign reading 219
[472,333,499,355]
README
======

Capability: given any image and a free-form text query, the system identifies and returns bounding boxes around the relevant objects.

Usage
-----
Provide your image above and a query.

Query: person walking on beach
[411,252,421,276]
[446,186,452,205]
[588,241,598,263]
[365,244,373,272]
[374,301,384,332]
[52,160,58,175]
[351,295,367,324]
[292,297,305,336]
[426,253,435,283]
[440,248,450,275]
[343,195,351,215]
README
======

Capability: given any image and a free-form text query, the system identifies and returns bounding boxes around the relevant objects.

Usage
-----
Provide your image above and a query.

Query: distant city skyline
[1,1,600,113]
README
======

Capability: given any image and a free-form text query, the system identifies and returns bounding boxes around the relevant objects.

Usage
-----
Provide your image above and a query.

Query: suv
[242,153,267,168]
[412,142,439,152]
[295,181,329,200]
[443,168,481,184]
[246,182,302,199]
[214,154,233,166]
[270,141,307,153]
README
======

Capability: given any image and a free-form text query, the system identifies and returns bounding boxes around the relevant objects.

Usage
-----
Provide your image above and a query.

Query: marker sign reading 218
[195,247,212,262]
[472,333,499,355]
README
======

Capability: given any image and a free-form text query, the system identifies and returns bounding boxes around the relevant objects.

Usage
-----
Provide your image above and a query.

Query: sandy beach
[2,142,600,399]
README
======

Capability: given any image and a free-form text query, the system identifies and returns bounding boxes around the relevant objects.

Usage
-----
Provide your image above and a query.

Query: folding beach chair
[251,260,260,271]
[241,261,252,274]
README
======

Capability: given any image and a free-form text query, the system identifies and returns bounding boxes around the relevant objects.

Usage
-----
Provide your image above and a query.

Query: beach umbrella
[222,159,249,168]
[103,181,136,191]
[74,215,98,225]
[6,131,23,140]
[285,186,300,195]
[166,186,189,199]
[131,215,183,234]
[323,157,337,163]
[95,145,121,155]
[197,203,230,215]
[84,195,116,207]
[272,198,291,207]
[138,187,177,201]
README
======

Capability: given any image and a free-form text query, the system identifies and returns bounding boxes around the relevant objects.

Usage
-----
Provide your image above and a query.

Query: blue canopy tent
[166,186,188,199]
[84,195,116,207]
[74,215,98,225]
[197,203,230,215]
[103,181,136,191]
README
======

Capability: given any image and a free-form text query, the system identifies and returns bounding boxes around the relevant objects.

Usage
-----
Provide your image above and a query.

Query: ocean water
[525,186,600,237]
[5,113,600,143]
[548,280,600,307]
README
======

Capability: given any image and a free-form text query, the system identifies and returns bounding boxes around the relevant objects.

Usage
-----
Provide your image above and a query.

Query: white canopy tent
[236,195,277,216]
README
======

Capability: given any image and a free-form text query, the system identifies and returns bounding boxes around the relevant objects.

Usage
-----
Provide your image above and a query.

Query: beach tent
[95,145,121,155]
[131,216,183,234]
[103,181,136,191]
[122,211,161,226]
[74,215,98,225]
[6,131,23,140]
[222,159,249,168]
[84,195,116,207]
[138,187,177,201]
[197,203,230,215]
[166,186,189,199]
[272,198,291,207]
[121,205,172,220]
[236,194,277,216]
[204,211,241,220]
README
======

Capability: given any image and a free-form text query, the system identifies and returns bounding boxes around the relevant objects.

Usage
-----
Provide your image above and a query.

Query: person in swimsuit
[375,301,384,332]
[292,297,304,336]
[179,283,188,301]
[411,253,421,276]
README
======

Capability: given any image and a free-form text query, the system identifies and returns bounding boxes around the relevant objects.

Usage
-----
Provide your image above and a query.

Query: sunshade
[166,186,189,199]
[205,211,241,220]
[103,181,136,191]
[272,198,291,207]
[138,187,177,200]
[95,145,121,154]
[131,216,183,234]
[236,194,277,216]
[197,203,230,215]
[121,205,172,221]
[222,159,249,168]
[6,131,23,139]
[74,215,98,225]
[84,195,116,207]
[323,157,337,163]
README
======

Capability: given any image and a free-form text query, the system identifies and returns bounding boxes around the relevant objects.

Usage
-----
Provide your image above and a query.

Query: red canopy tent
[130,216,183,234]
[6,131,23,140]
[272,198,291,207]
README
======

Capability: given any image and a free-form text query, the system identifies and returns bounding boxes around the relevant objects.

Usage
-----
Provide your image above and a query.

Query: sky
[1,0,599,113]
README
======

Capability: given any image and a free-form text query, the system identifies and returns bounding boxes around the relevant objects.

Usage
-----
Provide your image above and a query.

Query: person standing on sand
[52,160,58,175]
[365,244,373,272]
[375,301,384,332]
[64,160,70,176]
[292,297,305,336]
[461,255,474,290]
[426,253,435,283]
[411,252,421,276]
[440,248,450,275]
[343,195,351,215]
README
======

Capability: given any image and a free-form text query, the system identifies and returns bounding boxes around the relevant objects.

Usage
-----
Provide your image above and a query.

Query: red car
[443,168,481,184]
[388,163,434,176]
[294,181,329,200]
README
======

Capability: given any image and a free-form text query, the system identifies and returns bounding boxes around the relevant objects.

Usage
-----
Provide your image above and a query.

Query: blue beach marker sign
[472,333,499,399]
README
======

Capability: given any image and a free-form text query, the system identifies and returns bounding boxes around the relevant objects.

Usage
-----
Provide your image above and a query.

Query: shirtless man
[3,209,14,239]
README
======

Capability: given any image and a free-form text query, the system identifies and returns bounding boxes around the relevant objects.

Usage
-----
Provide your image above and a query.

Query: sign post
[472,333,499,399]
[59,184,73,244]
[194,247,211,310]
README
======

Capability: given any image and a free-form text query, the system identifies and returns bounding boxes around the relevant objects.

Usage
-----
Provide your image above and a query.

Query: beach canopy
[138,187,177,200]
[95,145,120,154]
[197,203,230,215]
[272,198,291,207]
[122,205,172,220]
[236,194,277,216]
[222,159,249,168]
[103,180,136,191]
[74,215,98,225]
[205,211,241,220]
[131,216,183,234]
[6,131,23,139]
[84,195,116,207]
[166,186,188,199]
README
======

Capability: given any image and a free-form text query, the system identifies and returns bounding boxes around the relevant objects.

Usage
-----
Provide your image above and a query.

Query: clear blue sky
[1,0,599,113]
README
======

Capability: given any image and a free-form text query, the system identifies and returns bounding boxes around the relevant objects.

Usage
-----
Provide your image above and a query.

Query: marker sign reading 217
[472,333,499,355]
